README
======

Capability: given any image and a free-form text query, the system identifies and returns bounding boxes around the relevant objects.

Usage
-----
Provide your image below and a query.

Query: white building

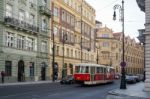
[136,0,150,91]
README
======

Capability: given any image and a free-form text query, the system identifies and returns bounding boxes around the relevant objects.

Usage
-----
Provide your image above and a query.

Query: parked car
[60,75,75,84]
[136,74,144,81]
[126,75,136,84]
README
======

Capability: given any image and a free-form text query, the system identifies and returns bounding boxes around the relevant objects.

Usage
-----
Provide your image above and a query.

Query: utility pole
[51,2,55,82]
[62,33,67,79]
[80,0,83,63]
[113,0,126,89]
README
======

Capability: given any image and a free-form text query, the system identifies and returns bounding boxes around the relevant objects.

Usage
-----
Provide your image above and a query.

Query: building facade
[136,0,150,91]
[51,0,96,79]
[95,21,144,75]
[124,36,144,74]
[113,32,144,75]
[95,24,122,73]
[0,0,51,83]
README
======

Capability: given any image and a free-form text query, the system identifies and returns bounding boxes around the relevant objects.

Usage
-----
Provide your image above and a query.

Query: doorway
[18,60,25,82]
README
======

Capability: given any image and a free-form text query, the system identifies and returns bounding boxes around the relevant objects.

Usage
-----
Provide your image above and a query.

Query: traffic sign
[120,61,126,67]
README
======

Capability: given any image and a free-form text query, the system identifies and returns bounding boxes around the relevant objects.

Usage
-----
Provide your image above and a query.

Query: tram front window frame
[75,66,89,73]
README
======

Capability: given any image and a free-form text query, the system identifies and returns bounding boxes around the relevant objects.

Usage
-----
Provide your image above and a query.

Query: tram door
[90,67,95,81]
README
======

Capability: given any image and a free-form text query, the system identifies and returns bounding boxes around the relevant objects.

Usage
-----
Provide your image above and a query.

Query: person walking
[1,71,5,83]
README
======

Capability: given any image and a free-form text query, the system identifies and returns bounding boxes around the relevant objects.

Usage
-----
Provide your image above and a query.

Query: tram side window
[107,68,110,73]
[101,67,103,73]
[75,66,80,73]
[96,67,100,73]
[104,68,106,73]
[85,66,89,73]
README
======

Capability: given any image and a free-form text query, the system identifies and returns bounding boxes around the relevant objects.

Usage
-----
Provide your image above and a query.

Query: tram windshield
[75,66,89,73]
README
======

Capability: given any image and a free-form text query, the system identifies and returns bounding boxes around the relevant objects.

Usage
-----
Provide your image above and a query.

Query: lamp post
[97,49,99,64]
[96,43,100,64]
[113,0,126,89]
[80,0,83,63]
[62,32,67,79]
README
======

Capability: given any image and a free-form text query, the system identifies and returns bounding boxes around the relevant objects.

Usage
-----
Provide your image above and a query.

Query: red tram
[74,63,115,85]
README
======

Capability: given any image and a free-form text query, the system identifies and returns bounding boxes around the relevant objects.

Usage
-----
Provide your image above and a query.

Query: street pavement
[0,80,58,86]
[0,80,120,99]
[106,82,150,99]
[0,80,150,99]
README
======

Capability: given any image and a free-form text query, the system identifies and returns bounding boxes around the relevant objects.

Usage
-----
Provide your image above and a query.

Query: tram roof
[74,63,107,68]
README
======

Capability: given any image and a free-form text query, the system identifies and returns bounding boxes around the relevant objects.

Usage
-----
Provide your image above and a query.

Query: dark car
[60,75,74,84]
[126,75,136,84]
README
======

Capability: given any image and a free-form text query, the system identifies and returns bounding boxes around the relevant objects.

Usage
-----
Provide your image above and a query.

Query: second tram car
[74,63,115,85]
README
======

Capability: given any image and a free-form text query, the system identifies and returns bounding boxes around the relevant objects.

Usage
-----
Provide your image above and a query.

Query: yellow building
[50,0,96,79]
[124,36,144,74]
[95,23,144,74]
[96,24,121,73]
[113,32,144,74]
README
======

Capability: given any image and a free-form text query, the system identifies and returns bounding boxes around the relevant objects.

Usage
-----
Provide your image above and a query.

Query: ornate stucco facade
[0,0,51,83]
[95,25,122,73]
[51,0,96,79]
[113,32,144,75]
[95,21,144,75]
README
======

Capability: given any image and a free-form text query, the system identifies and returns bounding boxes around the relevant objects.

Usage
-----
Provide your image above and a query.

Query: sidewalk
[106,82,150,99]
[0,80,59,86]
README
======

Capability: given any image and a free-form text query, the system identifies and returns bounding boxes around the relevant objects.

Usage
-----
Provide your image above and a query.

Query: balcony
[39,6,51,17]
[4,16,39,34]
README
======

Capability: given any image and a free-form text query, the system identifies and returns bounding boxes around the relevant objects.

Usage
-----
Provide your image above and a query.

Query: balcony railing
[4,16,39,34]
[39,6,51,17]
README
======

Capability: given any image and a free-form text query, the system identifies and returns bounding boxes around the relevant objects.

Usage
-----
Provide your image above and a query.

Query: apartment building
[0,0,51,82]
[51,0,96,79]
[113,32,144,74]
[96,24,122,73]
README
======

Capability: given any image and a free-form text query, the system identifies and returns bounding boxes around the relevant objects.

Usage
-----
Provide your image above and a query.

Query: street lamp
[96,43,100,64]
[62,32,67,79]
[113,0,126,89]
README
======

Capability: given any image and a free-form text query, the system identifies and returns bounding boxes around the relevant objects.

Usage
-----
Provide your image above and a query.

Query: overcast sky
[86,0,145,41]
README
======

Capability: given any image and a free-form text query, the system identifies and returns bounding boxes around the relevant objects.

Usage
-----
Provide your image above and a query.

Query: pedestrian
[1,71,5,83]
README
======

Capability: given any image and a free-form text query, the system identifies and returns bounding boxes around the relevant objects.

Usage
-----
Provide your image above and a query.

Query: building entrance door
[18,60,25,82]
[41,67,46,80]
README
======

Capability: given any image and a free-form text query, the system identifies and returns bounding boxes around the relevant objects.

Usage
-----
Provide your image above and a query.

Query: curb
[0,80,60,86]
[107,90,149,99]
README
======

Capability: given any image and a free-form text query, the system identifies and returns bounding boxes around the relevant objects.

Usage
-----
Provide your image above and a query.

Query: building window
[41,41,47,52]
[103,42,109,47]
[56,46,59,55]
[19,10,25,21]
[29,62,34,77]
[62,11,66,21]
[5,61,12,76]
[17,35,25,49]
[42,18,47,31]
[26,37,34,51]
[30,14,35,25]
[102,34,109,38]
[67,13,70,24]
[71,49,73,57]
[54,7,59,17]
[67,48,69,57]
[53,26,59,36]
[6,4,12,17]
[42,0,47,5]
[5,32,14,47]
